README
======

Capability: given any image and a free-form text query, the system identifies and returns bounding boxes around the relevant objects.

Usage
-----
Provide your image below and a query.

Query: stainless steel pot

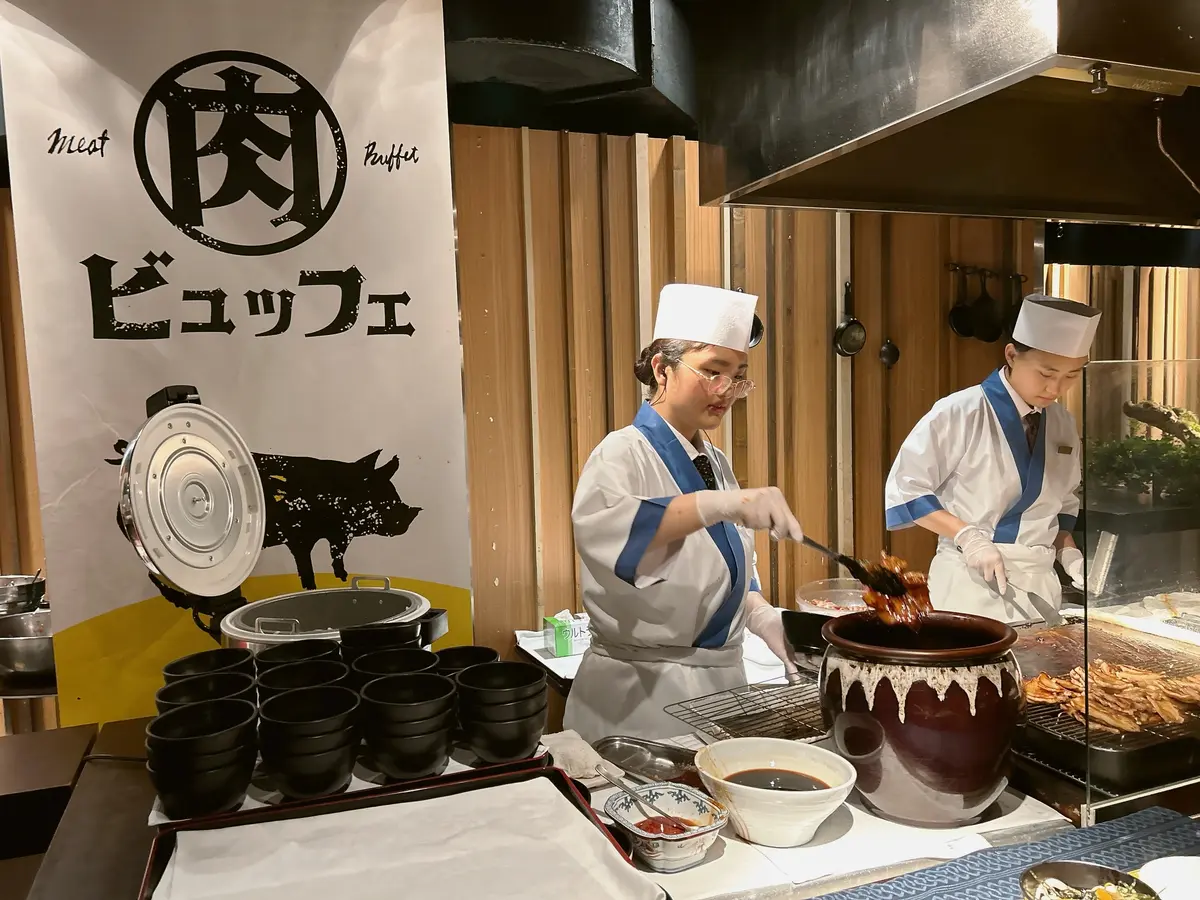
[0,609,54,675]
[220,577,430,654]
[0,574,46,616]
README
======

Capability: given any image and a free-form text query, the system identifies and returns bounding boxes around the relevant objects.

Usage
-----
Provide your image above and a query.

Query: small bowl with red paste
[603,782,728,873]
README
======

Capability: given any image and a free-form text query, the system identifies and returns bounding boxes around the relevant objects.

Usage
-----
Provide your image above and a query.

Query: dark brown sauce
[726,768,829,791]
[670,768,705,791]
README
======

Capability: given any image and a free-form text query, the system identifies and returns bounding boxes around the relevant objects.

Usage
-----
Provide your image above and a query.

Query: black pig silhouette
[106,439,422,639]
[256,448,422,588]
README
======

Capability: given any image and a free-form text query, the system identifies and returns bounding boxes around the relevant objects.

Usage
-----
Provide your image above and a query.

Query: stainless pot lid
[120,403,265,597]
[220,577,430,644]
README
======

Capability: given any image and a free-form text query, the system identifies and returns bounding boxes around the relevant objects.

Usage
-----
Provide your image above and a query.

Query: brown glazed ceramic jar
[819,611,1023,827]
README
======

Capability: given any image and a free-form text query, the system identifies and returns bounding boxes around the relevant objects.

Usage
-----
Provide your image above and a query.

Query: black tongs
[800,536,907,598]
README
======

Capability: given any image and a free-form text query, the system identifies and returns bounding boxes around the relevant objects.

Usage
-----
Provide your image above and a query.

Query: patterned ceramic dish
[603,782,728,873]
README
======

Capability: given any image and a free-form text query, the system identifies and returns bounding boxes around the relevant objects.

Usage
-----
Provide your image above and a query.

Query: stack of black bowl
[339,620,423,666]
[162,647,256,684]
[254,638,341,672]
[350,647,438,689]
[257,659,351,701]
[155,671,256,714]
[456,662,548,763]
[146,698,258,819]
[359,673,456,781]
[259,686,360,800]
[434,645,499,676]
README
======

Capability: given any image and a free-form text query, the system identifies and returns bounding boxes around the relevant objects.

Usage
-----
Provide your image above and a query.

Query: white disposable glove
[695,487,803,542]
[1058,546,1085,589]
[746,600,801,683]
[955,525,1008,594]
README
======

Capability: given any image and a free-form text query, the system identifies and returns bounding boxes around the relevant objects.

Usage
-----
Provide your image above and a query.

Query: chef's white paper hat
[1012,294,1102,358]
[653,283,760,352]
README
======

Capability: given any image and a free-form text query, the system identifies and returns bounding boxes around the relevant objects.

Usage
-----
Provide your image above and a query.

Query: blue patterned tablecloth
[819,807,1200,900]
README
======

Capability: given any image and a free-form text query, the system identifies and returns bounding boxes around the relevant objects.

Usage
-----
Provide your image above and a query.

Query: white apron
[565,403,759,743]
[885,369,1080,624]
[928,543,1061,624]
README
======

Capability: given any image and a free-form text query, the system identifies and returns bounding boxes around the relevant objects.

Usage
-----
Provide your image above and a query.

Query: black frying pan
[948,264,974,338]
[972,268,1005,343]
[833,281,867,357]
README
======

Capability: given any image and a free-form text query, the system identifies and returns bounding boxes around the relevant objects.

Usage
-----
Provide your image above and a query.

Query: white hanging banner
[0,0,471,724]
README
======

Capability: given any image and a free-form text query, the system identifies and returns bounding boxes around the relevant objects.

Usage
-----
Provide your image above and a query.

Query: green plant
[1086,435,1200,500]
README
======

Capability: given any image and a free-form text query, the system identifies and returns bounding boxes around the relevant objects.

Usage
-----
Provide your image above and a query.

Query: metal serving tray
[592,736,701,787]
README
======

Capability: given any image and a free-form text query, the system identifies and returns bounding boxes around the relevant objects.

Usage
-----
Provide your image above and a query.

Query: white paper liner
[152,777,665,900]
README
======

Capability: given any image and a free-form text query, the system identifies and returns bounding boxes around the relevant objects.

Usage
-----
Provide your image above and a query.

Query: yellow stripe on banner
[54,573,472,727]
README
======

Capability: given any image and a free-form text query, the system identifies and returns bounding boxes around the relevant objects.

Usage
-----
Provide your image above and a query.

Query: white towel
[541,730,615,788]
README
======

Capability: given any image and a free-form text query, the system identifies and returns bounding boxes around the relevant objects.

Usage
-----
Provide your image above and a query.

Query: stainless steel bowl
[0,609,54,675]
[1021,861,1160,899]
[0,574,46,616]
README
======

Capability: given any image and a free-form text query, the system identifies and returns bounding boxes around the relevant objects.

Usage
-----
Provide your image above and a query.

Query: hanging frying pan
[735,286,765,349]
[833,281,867,357]
[947,264,974,338]
[972,269,1005,343]
[749,313,764,348]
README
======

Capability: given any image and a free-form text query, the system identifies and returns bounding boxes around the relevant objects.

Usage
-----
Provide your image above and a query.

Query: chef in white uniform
[565,283,804,742]
[884,295,1101,623]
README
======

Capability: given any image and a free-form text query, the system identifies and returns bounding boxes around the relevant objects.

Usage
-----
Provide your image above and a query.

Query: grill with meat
[1023,660,1200,734]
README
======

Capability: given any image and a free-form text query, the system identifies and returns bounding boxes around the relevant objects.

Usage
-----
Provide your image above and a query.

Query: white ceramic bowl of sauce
[695,737,856,848]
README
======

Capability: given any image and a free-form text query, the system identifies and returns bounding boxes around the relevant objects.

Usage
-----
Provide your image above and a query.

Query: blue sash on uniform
[632,403,745,648]
[981,369,1048,544]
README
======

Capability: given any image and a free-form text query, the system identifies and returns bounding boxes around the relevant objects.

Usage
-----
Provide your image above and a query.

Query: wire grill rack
[1023,630,1200,751]
[664,673,827,742]
[1025,698,1200,751]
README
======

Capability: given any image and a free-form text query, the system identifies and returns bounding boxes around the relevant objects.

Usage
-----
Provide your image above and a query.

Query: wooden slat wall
[453,126,733,648]
[1049,263,1200,435]
[850,215,1023,574]
[452,127,539,652]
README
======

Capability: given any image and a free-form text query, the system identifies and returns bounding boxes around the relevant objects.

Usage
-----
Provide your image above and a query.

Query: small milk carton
[542,610,591,658]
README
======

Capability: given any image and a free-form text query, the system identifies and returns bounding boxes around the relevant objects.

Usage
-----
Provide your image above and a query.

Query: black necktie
[1024,410,1041,452]
[693,454,718,491]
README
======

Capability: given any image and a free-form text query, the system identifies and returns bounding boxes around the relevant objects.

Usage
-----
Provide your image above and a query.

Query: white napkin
[541,730,613,788]
[154,777,665,900]
[753,802,990,885]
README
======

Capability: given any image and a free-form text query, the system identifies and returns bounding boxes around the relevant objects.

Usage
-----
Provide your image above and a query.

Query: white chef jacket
[564,402,761,742]
[884,368,1080,623]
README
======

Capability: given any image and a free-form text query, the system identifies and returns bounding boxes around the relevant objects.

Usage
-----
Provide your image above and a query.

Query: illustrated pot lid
[119,402,265,597]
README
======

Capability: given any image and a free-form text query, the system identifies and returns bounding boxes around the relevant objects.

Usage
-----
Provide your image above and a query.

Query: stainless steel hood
[695,0,1200,224]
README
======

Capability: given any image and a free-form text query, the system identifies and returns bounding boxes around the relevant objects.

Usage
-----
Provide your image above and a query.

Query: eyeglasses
[679,362,756,399]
